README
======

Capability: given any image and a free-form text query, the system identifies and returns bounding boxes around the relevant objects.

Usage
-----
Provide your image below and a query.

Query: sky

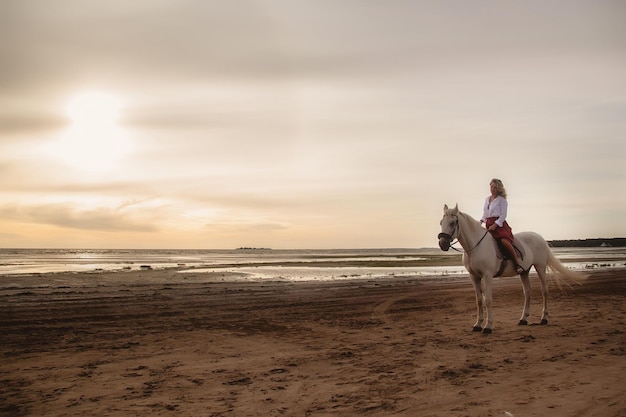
[1,0,625,249]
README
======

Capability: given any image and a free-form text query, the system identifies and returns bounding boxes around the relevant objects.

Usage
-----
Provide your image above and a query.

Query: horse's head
[438,204,459,251]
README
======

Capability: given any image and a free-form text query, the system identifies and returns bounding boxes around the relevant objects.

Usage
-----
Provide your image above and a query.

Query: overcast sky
[1,0,624,249]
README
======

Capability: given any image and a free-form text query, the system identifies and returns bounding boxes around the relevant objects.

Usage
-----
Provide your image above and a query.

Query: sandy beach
[1,268,625,417]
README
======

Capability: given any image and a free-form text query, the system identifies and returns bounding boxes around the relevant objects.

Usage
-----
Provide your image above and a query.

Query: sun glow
[51,91,132,172]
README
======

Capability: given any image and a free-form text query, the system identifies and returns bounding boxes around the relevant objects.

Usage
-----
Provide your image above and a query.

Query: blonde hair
[491,178,507,199]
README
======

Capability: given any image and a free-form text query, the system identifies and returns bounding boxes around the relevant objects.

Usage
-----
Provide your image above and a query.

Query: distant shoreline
[548,238,626,247]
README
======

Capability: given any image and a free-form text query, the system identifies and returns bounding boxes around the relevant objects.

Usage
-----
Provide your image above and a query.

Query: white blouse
[481,195,508,227]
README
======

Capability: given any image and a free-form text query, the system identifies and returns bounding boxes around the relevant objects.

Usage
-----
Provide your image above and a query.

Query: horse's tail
[545,244,587,290]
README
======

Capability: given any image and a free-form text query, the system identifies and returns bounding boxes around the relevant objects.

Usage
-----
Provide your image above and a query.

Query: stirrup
[515,264,525,274]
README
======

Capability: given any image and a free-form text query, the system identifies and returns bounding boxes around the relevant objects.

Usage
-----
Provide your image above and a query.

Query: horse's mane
[453,209,484,234]
[457,210,480,226]
[444,206,481,227]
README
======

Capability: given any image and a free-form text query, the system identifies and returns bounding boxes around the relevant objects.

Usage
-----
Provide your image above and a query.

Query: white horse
[438,204,582,333]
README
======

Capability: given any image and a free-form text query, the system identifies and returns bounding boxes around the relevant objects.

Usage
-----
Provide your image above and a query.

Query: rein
[458,229,490,254]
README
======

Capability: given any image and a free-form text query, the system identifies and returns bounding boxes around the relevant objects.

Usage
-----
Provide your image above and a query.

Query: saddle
[493,239,525,261]
[493,238,528,277]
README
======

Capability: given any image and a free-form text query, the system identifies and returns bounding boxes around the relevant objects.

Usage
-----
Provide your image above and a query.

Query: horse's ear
[444,204,449,212]
[453,203,459,214]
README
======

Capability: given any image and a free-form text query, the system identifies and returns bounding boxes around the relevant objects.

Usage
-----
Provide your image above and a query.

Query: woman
[480,179,524,274]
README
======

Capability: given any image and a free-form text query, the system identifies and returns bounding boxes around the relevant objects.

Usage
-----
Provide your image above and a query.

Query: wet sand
[1,268,625,416]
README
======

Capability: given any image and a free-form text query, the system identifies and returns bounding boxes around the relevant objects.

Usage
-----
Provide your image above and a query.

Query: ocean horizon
[1,247,625,280]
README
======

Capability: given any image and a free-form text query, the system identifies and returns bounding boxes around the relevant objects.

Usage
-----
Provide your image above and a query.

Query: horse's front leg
[470,274,484,332]
[518,272,531,325]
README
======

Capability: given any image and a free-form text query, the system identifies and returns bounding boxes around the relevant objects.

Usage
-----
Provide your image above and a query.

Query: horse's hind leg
[535,264,549,325]
[518,272,531,325]
[470,275,484,332]
[482,275,494,333]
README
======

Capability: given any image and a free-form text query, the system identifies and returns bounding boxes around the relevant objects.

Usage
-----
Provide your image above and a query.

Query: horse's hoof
[472,326,483,332]
[518,320,528,326]
[540,319,548,325]
[482,328,493,334]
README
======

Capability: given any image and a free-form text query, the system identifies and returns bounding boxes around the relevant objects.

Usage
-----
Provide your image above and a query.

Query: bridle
[438,215,461,252]
[438,214,489,254]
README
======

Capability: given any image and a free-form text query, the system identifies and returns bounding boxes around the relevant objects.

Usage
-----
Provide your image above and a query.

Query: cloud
[2,1,291,94]
[0,231,20,240]
[204,221,289,233]
[0,113,66,135]
[5,0,621,95]
[0,203,158,233]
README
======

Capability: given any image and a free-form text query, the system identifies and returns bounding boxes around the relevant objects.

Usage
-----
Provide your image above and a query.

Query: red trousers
[485,217,514,243]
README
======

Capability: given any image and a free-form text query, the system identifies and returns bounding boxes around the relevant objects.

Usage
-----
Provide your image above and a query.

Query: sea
[1,247,625,282]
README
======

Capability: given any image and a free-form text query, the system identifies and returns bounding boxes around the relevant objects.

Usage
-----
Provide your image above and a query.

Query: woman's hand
[489,224,497,231]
